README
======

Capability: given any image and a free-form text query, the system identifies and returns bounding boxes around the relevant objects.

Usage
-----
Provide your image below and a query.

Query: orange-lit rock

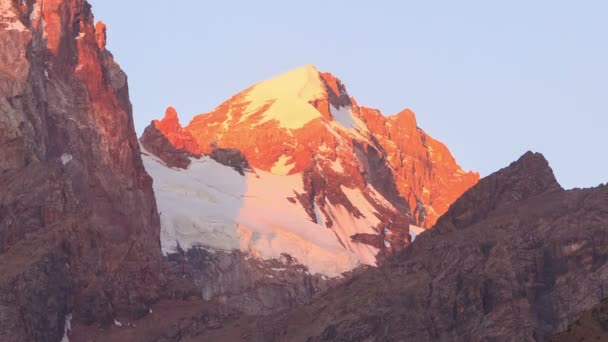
[149,66,478,229]
[359,107,480,226]
[95,21,106,50]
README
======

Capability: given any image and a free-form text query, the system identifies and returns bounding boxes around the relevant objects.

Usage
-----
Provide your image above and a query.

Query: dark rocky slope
[552,297,608,341]
[157,152,607,342]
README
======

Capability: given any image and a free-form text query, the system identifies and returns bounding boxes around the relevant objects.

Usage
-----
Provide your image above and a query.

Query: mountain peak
[247,64,325,102]
[436,151,562,230]
[95,21,107,50]
[154,106,183,133]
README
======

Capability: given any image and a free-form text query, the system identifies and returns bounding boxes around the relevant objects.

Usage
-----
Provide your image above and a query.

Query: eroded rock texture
[0,1,162,340]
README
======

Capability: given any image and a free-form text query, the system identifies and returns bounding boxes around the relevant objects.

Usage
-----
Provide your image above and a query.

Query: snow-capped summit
[140,65,479,277]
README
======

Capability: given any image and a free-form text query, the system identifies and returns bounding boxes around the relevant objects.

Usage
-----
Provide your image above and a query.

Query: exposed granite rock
[209,148,251,176]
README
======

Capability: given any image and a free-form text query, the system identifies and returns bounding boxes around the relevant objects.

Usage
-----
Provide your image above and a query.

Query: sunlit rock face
[0,1,162,340]
[140,65,478,280]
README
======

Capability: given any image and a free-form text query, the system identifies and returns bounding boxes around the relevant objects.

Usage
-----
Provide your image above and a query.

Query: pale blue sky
[89,1,607,189]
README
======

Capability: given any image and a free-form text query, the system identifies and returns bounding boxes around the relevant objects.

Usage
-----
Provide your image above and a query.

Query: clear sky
[88,0,607,189]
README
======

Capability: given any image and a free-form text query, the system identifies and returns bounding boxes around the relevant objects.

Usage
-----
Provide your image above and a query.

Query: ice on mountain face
[61,153,73,165]
[313,201,325,226]
[328,158,344,173]
[409,225,426,241]
[142,150,370,276]
[330,105,357,129]
[271,155,295,175]
[340,185,381,228]
[30,3,40,21]
[323,203,379,266]
[142,151,243,254]
[329,105,374,144]
[239,65,325,129]
[60,314,72,342]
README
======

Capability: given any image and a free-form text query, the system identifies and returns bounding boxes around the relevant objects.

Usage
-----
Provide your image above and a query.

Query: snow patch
[330,105,356,129]
[328,158,344,173]
[329,105,374,144]
[29,3,40,21]
[324,203,379,266]
[368,186,397,212]
[60,314,72,342]
[271,155,295,175]
[239,65,325,129]
[340,185,381,227]
[313,201,325,226]
[409,225,426,241]
[142,150,363,277]
[61,154,72,165]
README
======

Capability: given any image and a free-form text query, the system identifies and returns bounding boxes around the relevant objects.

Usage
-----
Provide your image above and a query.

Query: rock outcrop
[140,107,196,169]
[0,1,162,340]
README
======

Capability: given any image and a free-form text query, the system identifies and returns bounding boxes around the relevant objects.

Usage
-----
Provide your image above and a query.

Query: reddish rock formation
[151,66,478,229]
[140,107,198,168]
[360,107,480,226]
[0,1,162,340]
[151,107,200,153]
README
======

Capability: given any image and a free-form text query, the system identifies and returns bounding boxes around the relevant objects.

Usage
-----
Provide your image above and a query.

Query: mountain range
[0,1,606,341]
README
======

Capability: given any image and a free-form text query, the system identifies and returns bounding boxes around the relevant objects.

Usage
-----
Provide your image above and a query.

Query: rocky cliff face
[0,1,162,340]
[153,152,606,341]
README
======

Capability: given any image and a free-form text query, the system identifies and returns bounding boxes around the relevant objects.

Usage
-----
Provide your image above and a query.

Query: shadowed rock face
[149,152,606,342]
[552,297,608,341]
[0,1,162,340]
